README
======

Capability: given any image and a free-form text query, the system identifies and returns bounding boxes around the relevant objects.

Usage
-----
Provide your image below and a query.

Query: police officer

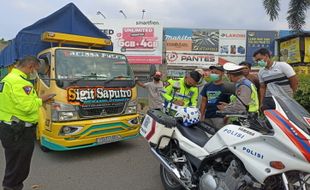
[217,62,259,114]
[0,56,55,190]
[162,70,202,107]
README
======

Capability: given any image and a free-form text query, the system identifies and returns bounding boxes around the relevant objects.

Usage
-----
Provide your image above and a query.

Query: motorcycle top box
[140,109,176,148]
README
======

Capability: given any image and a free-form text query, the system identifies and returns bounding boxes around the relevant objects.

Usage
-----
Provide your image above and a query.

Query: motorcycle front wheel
[160,164,184,190]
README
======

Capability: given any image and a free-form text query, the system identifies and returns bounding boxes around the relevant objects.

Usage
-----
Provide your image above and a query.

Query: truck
[0,3,140,151]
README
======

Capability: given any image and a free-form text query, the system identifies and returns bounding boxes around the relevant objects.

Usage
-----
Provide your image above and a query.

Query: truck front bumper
[40,114,140,151]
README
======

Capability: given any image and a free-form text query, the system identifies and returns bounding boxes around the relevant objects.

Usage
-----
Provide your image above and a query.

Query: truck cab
[36,32,140,151]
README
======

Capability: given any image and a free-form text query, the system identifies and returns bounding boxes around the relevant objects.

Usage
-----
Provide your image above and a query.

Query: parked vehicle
[140,83,310,189]
[0,3,140,151]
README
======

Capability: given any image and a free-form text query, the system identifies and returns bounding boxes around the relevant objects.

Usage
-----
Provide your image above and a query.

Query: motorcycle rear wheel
[160,164,184,190]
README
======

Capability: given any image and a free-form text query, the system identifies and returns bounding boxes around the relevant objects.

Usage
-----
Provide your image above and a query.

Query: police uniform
[162,78,199,107]
[224,77,259,113]
[222,63,259,113]
[0,68,42,190]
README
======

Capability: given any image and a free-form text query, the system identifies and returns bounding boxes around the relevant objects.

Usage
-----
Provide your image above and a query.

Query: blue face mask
[209,73,220,81]
[257,60,267,67]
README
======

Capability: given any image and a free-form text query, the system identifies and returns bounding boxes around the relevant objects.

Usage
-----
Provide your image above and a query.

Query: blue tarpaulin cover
[0,3,112,67]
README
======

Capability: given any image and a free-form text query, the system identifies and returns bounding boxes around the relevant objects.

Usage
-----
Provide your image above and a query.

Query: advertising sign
[94,19,163,64]
[192,29,219,52]
[279,37,301,64]
[164,28,192,51]
[218,29,247,65]
[304,37,310,63]
[279,30,296,38]
[246,30,278,63]
[219,30,246,55]
[166,51,218,67]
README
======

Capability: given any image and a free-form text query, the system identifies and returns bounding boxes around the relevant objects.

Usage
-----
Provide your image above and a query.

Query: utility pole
[142,9,146,19]
[96,11,106,19]
[119,10,127,19]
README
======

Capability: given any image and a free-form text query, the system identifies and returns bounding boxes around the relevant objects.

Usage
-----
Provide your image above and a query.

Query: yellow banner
[279,37,300,64]
[304,37,310,62]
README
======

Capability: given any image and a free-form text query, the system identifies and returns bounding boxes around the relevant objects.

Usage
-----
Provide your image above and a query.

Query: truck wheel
[160,164,184,190]
[40,144,51,152]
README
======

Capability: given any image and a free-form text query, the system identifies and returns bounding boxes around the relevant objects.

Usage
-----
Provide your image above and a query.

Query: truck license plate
[96,135,122,145]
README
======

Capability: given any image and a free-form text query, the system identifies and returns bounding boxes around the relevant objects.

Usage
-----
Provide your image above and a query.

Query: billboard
[279,37,301,64]
[94,19,163,64]
[192,29,219,52]
[164,28,219,67]
[246,30,278,64]
[166,51,218,67]
[164,28,192,51]
[304,37,310,63]
[218,30,246,64]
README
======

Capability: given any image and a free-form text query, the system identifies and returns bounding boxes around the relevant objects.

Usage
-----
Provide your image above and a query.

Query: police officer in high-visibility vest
[0,56,55,190]
[217,62,259,115]
[162,71,202,107]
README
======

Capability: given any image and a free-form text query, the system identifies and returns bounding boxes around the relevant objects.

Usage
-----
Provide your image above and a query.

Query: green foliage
[263,0,310,31]
[263,0,280,21]
[294,74,310,112]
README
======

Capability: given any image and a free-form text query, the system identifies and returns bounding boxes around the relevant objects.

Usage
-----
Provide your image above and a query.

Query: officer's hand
[41,94,56,103]
[217,102,227,110]
[173,100,184,106]
[200,115,205,121]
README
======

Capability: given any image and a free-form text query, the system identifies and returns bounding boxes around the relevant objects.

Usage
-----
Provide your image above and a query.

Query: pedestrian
[0,56,55,190]
[239,61,260,90]
[136,71,164,110]
[199,65,233,130]
[162,70,202,107]
[217,63,259,116]
[196,66,211,108]
[253,48,298,110]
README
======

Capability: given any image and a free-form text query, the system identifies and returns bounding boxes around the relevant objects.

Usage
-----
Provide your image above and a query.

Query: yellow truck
[0,3,140,151]
[33,32,140,151]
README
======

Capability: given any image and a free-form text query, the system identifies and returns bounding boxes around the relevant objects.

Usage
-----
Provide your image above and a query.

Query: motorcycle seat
[177,124,210,147]
[146,109,177,127]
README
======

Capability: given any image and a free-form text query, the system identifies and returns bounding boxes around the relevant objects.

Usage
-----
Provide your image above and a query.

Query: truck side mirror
[56,79,64,87]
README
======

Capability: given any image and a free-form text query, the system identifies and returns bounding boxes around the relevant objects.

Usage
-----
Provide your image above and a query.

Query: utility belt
[0,121,36,128]
[0,119,37,142]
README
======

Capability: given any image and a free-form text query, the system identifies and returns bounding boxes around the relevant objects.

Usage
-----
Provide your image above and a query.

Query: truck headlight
[52,102,79,121]
[125,100,137,114]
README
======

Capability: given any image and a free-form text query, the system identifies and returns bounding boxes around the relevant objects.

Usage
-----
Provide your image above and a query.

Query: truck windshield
[55,49,134,80]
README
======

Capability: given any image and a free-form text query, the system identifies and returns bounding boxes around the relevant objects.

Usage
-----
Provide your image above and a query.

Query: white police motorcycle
[140,83,310,190]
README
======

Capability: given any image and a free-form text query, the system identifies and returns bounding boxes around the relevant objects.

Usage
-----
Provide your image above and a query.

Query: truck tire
[40,144,51,152]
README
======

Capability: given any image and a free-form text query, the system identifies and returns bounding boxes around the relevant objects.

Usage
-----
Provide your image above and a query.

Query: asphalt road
[0,137,164,190]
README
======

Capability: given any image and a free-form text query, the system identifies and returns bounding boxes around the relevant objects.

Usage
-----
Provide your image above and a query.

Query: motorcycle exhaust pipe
[150,147,191,190]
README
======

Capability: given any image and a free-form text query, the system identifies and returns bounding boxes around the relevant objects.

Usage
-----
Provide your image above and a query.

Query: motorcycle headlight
[125,100,137,114]
[52,102,79,121]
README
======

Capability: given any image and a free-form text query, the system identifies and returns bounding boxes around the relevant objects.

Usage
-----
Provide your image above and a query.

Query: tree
[263,0,310,31]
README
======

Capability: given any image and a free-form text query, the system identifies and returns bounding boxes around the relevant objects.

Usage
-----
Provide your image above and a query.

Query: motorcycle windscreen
[268,83,310,137]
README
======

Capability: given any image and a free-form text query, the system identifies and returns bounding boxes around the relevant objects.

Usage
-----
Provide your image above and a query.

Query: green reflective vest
[162,78,199,107]
[0,68,42,123]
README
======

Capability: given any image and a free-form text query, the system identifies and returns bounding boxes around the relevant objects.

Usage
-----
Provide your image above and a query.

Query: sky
[1,0,310,40]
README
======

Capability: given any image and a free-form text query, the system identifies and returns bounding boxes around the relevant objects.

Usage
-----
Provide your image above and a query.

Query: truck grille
[78,103,125,117]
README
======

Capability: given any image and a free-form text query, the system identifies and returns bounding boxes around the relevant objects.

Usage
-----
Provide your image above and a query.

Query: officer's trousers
[0,123,35,190]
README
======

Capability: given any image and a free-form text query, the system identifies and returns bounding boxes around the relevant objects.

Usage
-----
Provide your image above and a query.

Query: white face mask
[28,70,38,80]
